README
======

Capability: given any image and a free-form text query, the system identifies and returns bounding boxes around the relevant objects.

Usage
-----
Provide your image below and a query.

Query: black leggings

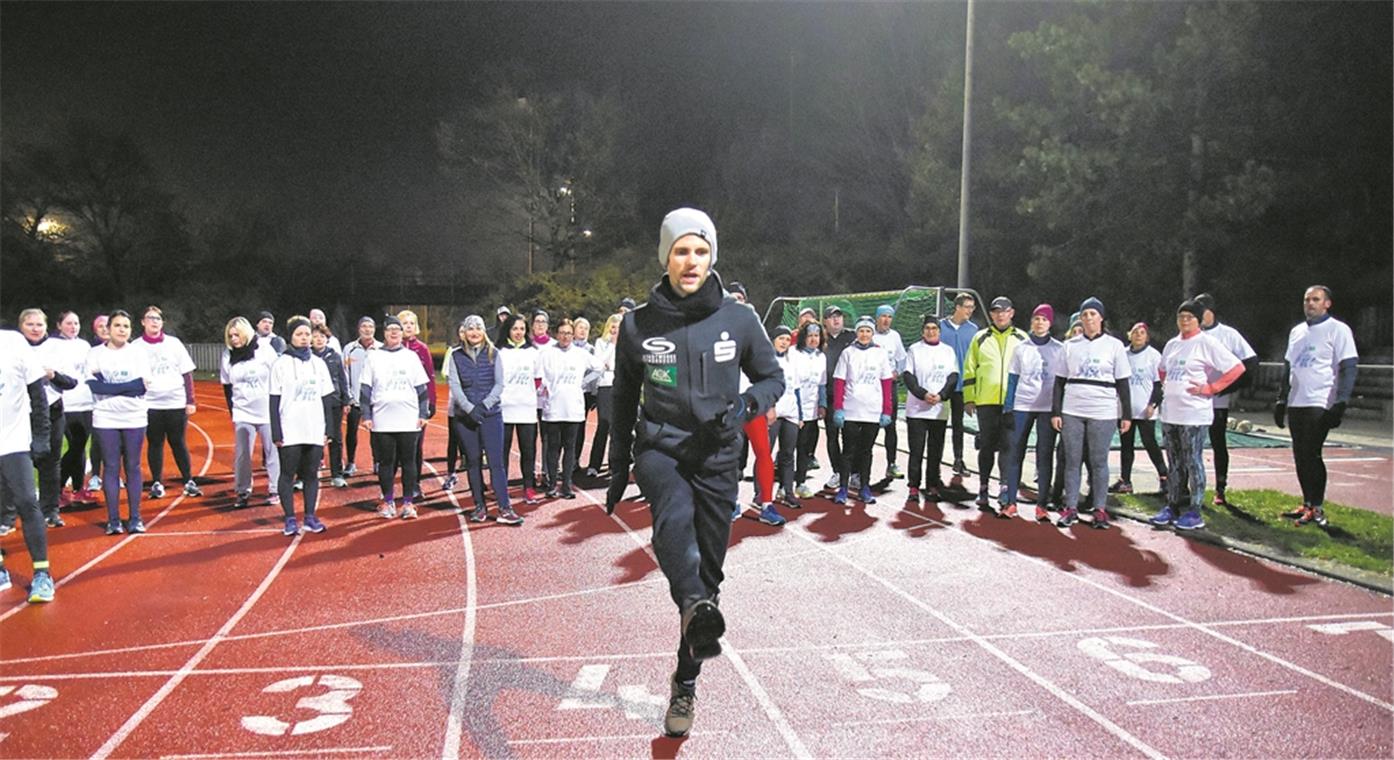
[906,418,948,490]
[1120,419,1167,483]
[446,413,461,474]
[840,421,879,489]
[373,430,420,502]
[61,410,92,491]
[0,452,48,566]
[505,422,537,490]
[277,444,323,518]
[146,407,192,483]
[345,405,374,469]
[543,421,581,491]
[796,417,820,483]
[1288,407,1331,507]
[587,387,613,471]
[769,417,800,495]
[36,402,65,516]
[324,403,344,478]
[1208,408,1231,490]
[948,390,966,461]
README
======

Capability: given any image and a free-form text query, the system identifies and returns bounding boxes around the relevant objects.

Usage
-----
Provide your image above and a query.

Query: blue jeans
[453,414,511,510]
[1162,423,1207,513]
[1002,411,1056,506]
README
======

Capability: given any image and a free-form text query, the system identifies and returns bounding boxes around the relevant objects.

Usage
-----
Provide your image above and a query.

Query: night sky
[2,1,862,265]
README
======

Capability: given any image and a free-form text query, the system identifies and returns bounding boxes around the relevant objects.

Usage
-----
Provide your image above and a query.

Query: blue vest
[453,347,499,414]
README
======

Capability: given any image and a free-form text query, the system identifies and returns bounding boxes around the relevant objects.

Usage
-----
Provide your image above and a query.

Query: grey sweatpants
[234,421,280,498]
[1061,414,1114,510]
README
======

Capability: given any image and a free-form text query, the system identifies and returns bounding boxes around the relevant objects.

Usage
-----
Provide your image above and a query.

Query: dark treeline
[3,1,1388,356]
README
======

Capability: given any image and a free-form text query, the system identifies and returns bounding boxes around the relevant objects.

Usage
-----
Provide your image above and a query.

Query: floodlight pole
[956,0,976,289]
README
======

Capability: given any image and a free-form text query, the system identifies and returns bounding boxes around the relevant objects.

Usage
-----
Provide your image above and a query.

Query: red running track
[1,381,1390,758]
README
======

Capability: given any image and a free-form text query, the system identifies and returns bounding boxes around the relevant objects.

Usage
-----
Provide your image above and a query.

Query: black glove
[468,405,486,425]
[1273,402,1286,429]
[1322,401,1346,429]
[605,461,631,515]
[712,393,756,445]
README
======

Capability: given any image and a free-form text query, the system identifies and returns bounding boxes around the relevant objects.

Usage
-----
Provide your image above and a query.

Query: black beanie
[1194,292,1216,315]
[1177,299,1206,321]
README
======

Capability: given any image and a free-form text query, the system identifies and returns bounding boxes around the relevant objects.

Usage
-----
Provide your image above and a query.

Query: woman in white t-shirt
[16,308,78,530]
[792,321,826,499]
[1000,305,1065,521]
[1113,322,1168,496]
[767,325,804,511]
[537,319,596,499]
[269,317,336,535]
[0,328,55,602]
[360,316,430,519]
[584,313,622,478]
[54,311,98,505]
[137,305,201,500]
[831,315,894,506]
[86,310,153,535]
[497,314,543,504]
[220,316,281,510]
[903,316,960,503]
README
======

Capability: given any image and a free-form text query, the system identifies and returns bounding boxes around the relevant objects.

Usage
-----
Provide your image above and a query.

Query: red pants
[744,415,774,504]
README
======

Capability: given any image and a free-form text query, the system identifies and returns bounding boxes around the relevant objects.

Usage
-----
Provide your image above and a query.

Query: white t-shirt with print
[87,342,153,429]
[1124,345,1162,420]
[137,335,196,410]
[52,336,95,412]
[1205,323,1256,411]
[269,354,336,446]
[834,342,894,423]
[873,328,907,373]
[905,340,959,420]
[498,345,541,424]
[0,331,46,456]
[1007,337,1064,414]
[26,337,66,407]
[220,343,279,425]
[773,351,803,420]
[1285,317,1359,409]
[1060,333,1131,420]
[1160,333,1241,426]
[793,349,826,421]
[538,344,589,423]
[360,347,429,433]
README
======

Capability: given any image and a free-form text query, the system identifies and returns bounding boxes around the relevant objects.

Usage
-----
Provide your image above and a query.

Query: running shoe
[1057,508,1079,528]
[88,475,103,492]
[293,479,304,492]
[1212,489,1228,507]
[441,474,458,491]
[833,487,848,506]
[779,492,803,510]
[907,486,920,502]
[496,507,524,526]
[331,476,348,488]
[681,599,725,662]
[76,489,98,504]
[824,472,842,491]
[378,501,397,519]
[149,481,166,499]
[468,504,489,523]
[1108,480,1132,494]
[233,492,250,510]
[562,490,577,500]
[849,473,862,491]
[757,503,786,526]
[400,503,418,520]
[1281,504,1309,519]
[524,488,541,505]
[585,467,600,478]
[1296,506,1328,527]
[0,567,10,592]
[1175,510,1205,531]
[127,519,147,534]
[303,515,327,533]
[888,464,905,479]
[999,503,1018,519]
[858,486,877,505]
[411,489,424,502]
[808,460,821,471]
[1035,505,1051,523]
[664,673,697,738]
[45,513,64,528]
[1091,509,1111,529]
[952,459,967,476]
[344,464,358,477]
[731,502,743,523]
[975,492,991,510]
[283,516,300,536]
[105,521,124,536]
[545,488,562,499]
[269,493,281,506]
[183,479,203,497]
[59,489,73,508]
[1148,506,1177,527]
[28,572,54,604]
[795,484,815,499]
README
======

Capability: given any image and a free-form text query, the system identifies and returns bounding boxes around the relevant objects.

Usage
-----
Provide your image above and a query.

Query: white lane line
[91,534,302,760]
[784,522,1168,760]
[1126,689,1297,706]
[0,421,217,625]
[831,708,1038,727]
[135,529,280,537]
[1324,457,1389,463]
[885,503,1394,713]
[419,460,477,760]
[160,747,392,759]
[574,484,813,760]
[507,730,732,746]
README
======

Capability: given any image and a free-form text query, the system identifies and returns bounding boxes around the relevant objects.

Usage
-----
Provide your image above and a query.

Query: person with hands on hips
[605,208,784,739]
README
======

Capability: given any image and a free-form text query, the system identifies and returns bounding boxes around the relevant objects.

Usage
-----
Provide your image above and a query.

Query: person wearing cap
[765,324,800,519]
[1147,299,1244,531]
[605,207,783,738]
[1193,293,1259,507]
[903,314,959,502]
[820,304,856,491]
[727,282,777,523]
[497,313,543,504]
[1111,322,1167,497]
[939,292,979,476]
[311,323,350,488]
[832,314,895,505]
[495,305,512,327]
[796,307,817,333]
[1051,297,1131,528]
[872,304,908,481]
[398,309,437,501]
[343,316,381,478]
[269,316,337,536]
[137,305,202,501]
[1274,285,1358,528]
[0,328,56,602]
[359,315,430,520]
[308,308,342,355]
[255,311,287,355]
[449,315,522,525]
[962,296,1028,511]
[1000,304,1064,521]
[220,316,281,509]
[792,320,826,498]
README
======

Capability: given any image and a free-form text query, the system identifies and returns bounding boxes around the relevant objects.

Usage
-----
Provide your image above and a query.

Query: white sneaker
[88,475,103,491]
[796,484,815,499]
[824,473,842,491]
[377,501,397,519]
[400,504,418,520]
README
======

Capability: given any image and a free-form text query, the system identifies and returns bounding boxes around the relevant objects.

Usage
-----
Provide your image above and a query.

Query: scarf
[229,335,260,366]
[651,271,725,323]
[141,332,164,344]
[1031,333,1051,346]
[285,345,312,361]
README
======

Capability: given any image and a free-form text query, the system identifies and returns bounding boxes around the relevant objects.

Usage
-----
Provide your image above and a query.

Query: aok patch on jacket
[647,365,678,387]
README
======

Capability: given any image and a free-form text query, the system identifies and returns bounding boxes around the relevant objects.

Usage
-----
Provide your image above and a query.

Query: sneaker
[105,520,124,535]
[1035,505,1051,523]
[76,489,98,504]
[795,484,815,499]
[1091,509,1111,529]
[45,513,65,528]
[849,473,862,491]
[1108,480,1133,494]
[524,488,541,505]
[411,489,424,502]
[293,480,304,492]
[303,515,326,533]
[149,481,166,499]
[378,501,397,519]
[808,460,821,471]
[59,489,73,508]
[1212,489,1228,507]
[468,504,489,523]
[664,673,697,738]
[545,488,562,499]
[28,572,54,604]
[562,490,577,500]
[824,472,842,491]
[858,486,877,505]
[183,479,203,497]
[1057,508,1079,528]
[233,492,250,509]
[1281,504,1309,519]
[779,492,802,510]
[907,486,920,501]
[1148,506,1177,527]
[283,516,300,536]
[441,474,458,491]
[757,503,786,526]
[975,492,991,510]
[127,519,147,534]
[269,493,281,506]
[400,503,418,520]
[999,503,1018,519]
[88,475,103,492]
[496,507,524,526]
[0,567,10,592]
[834,487,848,505]
[888,464,905,479]
[585,467,600,478]
[681,599,725,662]
[952,459,967,476]
[331,476,348,488]
[1175,510,1205,531]
[731,502,743,523]
[344,464,358,477]
[1296,506,1328,527]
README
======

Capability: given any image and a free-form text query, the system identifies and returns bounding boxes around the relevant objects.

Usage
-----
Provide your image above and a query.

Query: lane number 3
[241,674,362,737]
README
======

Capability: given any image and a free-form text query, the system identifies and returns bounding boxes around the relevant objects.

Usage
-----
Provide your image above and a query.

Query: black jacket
[314,347,350,406]
[610,272,784,471]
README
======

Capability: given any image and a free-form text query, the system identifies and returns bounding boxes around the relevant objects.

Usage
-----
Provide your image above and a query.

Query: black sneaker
[467,505,489,523]
[975,492,991,511]
[952,459,967,476]
[664,673,696,738]
[681,599,725,662]
[1057,508,1079,528]
[496,507,524,526]
[45,513,65,528]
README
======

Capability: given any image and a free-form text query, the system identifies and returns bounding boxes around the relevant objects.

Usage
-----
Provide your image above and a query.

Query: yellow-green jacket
[962,325,1029,406]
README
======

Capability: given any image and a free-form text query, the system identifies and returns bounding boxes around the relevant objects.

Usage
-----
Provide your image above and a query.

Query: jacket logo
[714,331,737,363]
[642,337,675,354]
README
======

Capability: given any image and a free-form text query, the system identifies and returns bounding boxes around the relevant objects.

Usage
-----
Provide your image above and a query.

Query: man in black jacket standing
[606,207,784,738]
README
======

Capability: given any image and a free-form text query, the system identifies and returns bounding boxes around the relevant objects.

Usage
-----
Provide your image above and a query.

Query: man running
[606,208,783,738]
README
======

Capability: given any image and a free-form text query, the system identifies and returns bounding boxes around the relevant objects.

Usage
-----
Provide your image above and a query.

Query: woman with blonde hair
[220,316,280,509]
[585,313,622,477]
[448,315,521,524]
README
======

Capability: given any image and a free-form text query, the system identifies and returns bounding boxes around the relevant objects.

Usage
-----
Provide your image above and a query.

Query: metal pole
[956,0,976,289]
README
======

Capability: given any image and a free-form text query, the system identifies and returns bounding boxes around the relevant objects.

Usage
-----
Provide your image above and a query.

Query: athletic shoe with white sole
[105,521,124,536]
[1149,506,1177,527]
[0,567,10,592]
[858,486,877,505]
[757,503,786,526]
[283,516,300,536]
[1175,510,1205,531]
[400,503,418,520]
[303,515,327,533]
[795,484,815,499]
[731,503,743,523]
[149,481,166,499]
[441,474,458,491]
[331,476,348,488]
[183,480,203,497]
[824,472,842,491]
[1090,508,1111,529]
[127,519,147,534]
[468,505,489,523]
[378,501,397,519]
[45,514,65,528]
[496,508,524,526]
[1056,508,1079,528]
[344,464,358,477]
[887,464,905,479]
[664,673,696,738]
[1296,506,1328,527]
